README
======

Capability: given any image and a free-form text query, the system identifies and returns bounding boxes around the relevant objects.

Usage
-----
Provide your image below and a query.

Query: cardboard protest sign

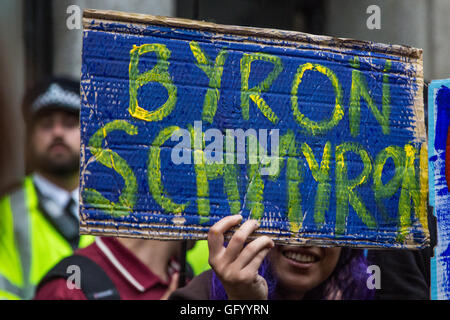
[429,79,450,299]
[80,9,429,248]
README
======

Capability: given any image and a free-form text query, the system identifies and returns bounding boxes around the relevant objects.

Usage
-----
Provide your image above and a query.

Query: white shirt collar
[33,173,78,218]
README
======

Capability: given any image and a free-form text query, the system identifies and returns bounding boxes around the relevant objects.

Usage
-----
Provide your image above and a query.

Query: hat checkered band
[32,83,80,112]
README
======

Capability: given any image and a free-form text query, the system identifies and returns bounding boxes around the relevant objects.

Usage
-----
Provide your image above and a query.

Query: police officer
[0,78,94,300]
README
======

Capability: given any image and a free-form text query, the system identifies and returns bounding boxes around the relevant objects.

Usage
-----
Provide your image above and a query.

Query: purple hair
[210,247,374,300]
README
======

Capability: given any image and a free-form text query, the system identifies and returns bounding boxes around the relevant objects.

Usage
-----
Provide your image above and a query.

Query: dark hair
[210,247,374,300]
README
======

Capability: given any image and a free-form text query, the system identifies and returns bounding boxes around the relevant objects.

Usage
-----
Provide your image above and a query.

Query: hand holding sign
[207,215,347,300]
[208,215,274,300]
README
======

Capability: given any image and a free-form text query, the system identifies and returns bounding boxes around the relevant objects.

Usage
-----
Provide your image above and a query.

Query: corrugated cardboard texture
[80,9,428,248]
[429,79,450,299]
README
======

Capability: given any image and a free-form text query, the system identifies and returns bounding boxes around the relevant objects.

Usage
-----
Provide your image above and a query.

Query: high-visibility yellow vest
[0,176,210,300]
[0,176,94,300]
[186,240,210,276]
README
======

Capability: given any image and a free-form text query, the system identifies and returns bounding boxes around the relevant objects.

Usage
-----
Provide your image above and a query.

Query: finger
[224,219,260,262]
[208,215,243,258]
[233,236,274,269]
[241,247,272,276]
[160,272,179,300]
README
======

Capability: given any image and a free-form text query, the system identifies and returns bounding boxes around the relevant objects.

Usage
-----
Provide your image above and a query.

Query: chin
[268,245,341,296]
[274,260,323,293]
[41,158,79,176]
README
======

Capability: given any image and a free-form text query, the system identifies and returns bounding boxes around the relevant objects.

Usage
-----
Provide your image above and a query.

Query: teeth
[283,251,316,263]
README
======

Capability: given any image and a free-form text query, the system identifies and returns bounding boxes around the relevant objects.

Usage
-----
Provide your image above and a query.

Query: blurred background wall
[1,0,450,195]
[52,0,175,79]
[323,0,450,82]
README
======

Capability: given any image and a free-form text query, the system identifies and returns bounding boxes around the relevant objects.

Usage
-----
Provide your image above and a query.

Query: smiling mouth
[282,251,319,263]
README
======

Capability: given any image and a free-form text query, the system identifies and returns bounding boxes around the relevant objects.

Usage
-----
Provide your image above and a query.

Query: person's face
[30,109,80,176]
[268,245,341,298]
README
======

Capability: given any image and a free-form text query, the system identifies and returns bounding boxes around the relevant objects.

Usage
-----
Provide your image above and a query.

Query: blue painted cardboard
[429,79,450,299]
[80,9,429,248]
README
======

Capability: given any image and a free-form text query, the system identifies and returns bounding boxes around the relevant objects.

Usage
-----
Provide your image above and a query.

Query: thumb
[160,272,179,300]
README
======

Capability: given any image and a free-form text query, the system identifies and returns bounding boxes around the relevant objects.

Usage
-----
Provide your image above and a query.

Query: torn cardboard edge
[82,9,423,60]
[79,220,429,250]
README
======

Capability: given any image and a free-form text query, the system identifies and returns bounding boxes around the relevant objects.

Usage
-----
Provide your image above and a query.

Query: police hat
[22,77,81,121]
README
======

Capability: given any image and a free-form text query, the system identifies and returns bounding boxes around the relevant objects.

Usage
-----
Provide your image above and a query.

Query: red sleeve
[33,278,88,300]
